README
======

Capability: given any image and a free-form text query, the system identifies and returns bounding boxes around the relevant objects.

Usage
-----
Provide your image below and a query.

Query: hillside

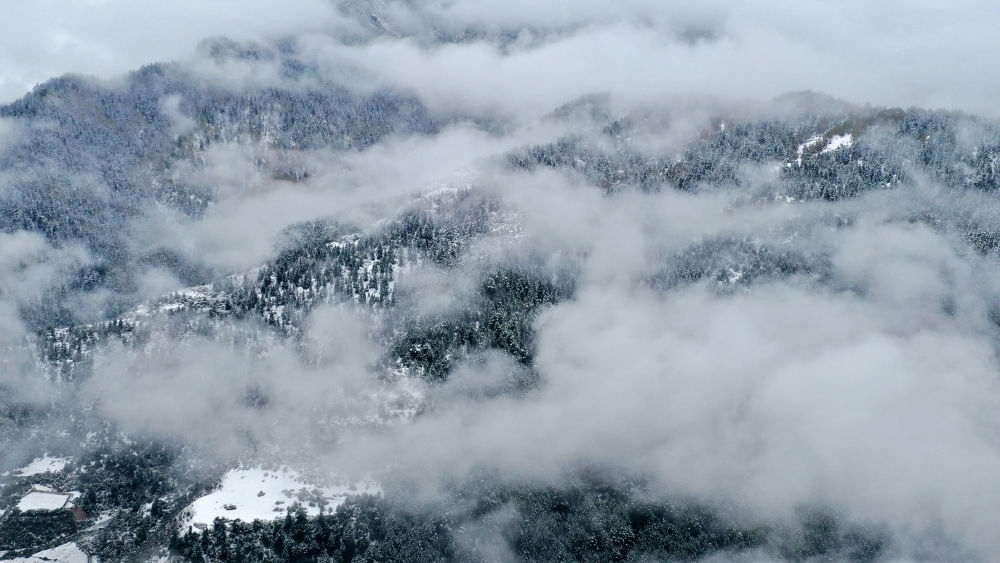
[1,27,1000,562]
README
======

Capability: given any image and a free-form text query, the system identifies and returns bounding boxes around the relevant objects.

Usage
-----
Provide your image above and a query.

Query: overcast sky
[0,0,343,103]
[1,1,999,116]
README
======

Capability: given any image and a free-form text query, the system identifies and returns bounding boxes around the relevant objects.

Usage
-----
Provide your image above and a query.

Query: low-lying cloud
[306,1,1000,118]
[5,1,1000,116]
[327,183,1000,556]
[81,304,411,461]
[4,1,1000,559]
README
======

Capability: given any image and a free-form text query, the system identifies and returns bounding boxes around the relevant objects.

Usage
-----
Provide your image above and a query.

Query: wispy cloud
[4,1,1000,558]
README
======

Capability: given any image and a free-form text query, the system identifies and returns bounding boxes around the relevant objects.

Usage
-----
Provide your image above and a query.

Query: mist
[2,1,1000,560]
[323,179,1000,556]
[62,142,1000,557]
[5,1,1000,115]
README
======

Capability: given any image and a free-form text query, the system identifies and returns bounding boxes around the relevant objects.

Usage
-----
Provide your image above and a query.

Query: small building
[70,505,90,522]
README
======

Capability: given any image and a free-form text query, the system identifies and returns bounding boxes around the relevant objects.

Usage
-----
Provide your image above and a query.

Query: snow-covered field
[822,133,853,153]
[14,456,69,477]
[4,542,89,562]
[794,132,853,165]
[16,485,80,512]
[178,467,379,533]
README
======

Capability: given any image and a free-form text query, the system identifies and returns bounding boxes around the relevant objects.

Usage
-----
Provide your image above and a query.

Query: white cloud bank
[4,1,1000,558]
[0,0,347,103]
[4,1,999,116]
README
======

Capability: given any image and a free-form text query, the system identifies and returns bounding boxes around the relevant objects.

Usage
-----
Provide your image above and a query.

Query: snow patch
[158,302,184,313]
[177,287,211,300]
[821,133,853,153]
[17,485,80,512]
[4,542,89,563]
[15,456,69,477]
[178,467,379,533]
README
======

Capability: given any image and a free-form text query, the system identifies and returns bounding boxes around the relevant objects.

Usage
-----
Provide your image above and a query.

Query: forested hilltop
[1,29,1000,562]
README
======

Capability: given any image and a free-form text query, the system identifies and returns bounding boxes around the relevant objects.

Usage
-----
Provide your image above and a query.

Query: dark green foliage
[773,511,886,562]
[509,135,673,193]
[34,317,141,382]
[391,314,485,381]
[0,45,438,330]
[389,265,575,382]
[70,441,220,561]
[0,510,78,555]
[33,189,514,384]
[456,475,766,563]
[171,500,455,563]
[650,236,830,292]
[31,190,505,381]
[207,190,501,334]
[673,121,794,191]
[139,249,215,288]
[783,142,906,200]
[6,68,994,562]
[480,267,575,364]
[81,508,160,562]
[167,475,777,563]
[625,504,765,561]
[967,145,1000,191]
[0,398,55,458]
[0,467,81,553]
[510,106,1000,201]
[76,442,179,511]
[386,200,498,267]
[965,231,1000,255]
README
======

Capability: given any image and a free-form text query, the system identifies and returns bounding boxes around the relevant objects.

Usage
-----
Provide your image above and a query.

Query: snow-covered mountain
[2,15,1000,562]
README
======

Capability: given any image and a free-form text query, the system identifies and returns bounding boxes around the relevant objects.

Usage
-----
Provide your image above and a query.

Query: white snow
[178,467,379,533]
[15,456,69,476]
[4,542,89,563]
[795,134,823,165]
[795,133,853,164]
[178,286,210,298]
[17,486,80,512]
[821,133,853,153]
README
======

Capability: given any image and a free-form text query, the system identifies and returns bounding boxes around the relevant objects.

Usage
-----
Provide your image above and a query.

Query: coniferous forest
[2,3,1000,562]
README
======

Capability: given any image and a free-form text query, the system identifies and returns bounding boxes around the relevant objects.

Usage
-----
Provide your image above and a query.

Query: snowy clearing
[17,485,80,512]
[822,133,853,153]
[178,467,379,533]
[4,542,89,563]
[15,456,69,477]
